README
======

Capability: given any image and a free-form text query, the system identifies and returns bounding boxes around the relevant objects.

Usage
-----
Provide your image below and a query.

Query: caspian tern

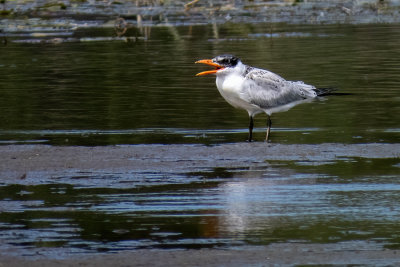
[196,54,333,142]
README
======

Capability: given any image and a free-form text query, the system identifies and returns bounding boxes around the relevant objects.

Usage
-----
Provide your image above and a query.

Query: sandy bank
[1,143,400,266]
[1,143,399,182]
[2,243,400,266]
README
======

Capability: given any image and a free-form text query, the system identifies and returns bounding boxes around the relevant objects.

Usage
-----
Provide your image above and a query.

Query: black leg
[247,116,254,142]
[265,116,271,142]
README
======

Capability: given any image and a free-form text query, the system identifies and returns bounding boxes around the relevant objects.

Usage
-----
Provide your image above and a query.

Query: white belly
[216,75,262,116]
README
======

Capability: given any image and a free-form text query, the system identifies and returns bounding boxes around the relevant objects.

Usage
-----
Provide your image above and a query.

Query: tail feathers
[314,87,338,96]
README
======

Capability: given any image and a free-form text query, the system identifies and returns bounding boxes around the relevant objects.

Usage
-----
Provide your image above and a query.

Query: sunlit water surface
[1,23,400,258]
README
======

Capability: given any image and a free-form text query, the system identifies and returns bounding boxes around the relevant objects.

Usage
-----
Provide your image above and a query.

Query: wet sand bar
[1,143,399,180]
[1,242,400,266]
[1,143,400,266]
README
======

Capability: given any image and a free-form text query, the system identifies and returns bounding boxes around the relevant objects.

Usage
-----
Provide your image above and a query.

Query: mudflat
[1,143,400,266]
[2,243,400,266]
[1,143,399,181]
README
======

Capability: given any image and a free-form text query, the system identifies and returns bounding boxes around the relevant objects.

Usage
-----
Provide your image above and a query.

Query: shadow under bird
[195,54,335,142]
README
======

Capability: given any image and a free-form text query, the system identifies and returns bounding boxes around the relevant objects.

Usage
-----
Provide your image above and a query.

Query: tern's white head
[195,54,244,77]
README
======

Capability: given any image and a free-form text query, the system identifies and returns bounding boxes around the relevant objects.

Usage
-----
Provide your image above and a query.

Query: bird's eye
[223,58,231,65]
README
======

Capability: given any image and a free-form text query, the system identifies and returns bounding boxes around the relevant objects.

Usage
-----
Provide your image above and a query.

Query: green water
[1,156,400,257]
[1,23,399,144]
[1,23,400,258]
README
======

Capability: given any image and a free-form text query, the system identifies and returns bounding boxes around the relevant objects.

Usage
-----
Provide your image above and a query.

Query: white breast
[216,74,263,116]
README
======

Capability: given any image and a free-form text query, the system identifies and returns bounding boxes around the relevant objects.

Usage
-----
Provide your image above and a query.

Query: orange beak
[195,59,224,76]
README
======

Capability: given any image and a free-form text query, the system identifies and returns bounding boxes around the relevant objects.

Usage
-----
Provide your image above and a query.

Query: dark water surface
[1,154,400,258]
[1,23,400,259]
[1,23,399,145]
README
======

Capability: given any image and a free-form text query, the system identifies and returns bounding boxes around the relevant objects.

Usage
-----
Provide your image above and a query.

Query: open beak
[195,59,224,76]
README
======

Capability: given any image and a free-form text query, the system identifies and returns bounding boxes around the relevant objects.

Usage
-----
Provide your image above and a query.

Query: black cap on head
[213,54,240,67]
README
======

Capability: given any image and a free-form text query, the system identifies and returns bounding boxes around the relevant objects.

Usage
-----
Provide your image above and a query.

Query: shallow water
[1,155,400,258]
[1,23,400,259]
[0,23,399,144]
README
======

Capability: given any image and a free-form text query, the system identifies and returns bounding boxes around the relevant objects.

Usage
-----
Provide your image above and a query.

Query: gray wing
[240,67,317,109]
